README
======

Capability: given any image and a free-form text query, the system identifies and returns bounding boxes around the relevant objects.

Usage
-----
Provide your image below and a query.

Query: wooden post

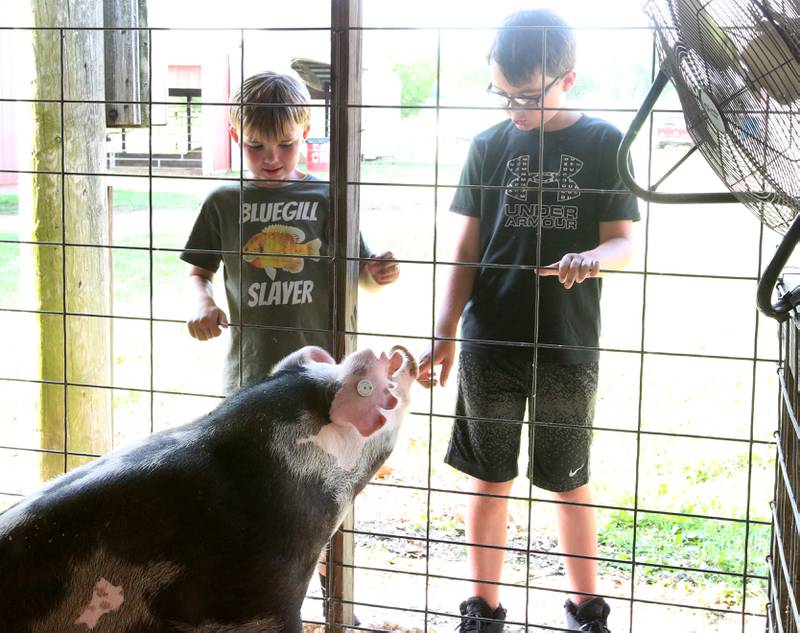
[103,0,144,127]
[137,0,149,129]
[30,0,112,479]
[107,184,115,424]
[328,0,362,630]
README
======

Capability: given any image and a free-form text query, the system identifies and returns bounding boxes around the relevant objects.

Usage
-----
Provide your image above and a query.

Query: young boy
[417,9,639,633]
[181,70,398,395]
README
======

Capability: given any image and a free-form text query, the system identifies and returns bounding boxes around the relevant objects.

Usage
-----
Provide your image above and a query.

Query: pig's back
[0,372,336,631]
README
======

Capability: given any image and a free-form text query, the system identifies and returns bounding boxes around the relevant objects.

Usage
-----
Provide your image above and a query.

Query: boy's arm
[417,214,480,388]
[187,265,230,341]
[538,219,635,290]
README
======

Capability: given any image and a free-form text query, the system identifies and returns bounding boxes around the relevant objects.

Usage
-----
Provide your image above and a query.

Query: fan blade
[742,14,800,106]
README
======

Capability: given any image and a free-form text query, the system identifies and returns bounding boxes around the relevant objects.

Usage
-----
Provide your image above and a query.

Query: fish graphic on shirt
[242,224,321,280]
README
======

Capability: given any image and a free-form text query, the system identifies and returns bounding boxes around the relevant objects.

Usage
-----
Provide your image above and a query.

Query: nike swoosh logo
[568,464,585,477]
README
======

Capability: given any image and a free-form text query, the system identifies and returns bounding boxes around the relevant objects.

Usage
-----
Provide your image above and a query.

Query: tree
[569,60,653,105]
[29,0,112,480]
[392,59,437,118]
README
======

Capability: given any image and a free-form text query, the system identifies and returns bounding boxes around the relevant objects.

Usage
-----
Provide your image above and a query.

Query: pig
[0,344,416,633]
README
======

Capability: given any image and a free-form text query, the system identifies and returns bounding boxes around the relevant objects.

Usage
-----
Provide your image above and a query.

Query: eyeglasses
[486,74,564,109]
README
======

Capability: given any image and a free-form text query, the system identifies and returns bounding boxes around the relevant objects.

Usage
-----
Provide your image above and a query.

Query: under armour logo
[506,153,584,202]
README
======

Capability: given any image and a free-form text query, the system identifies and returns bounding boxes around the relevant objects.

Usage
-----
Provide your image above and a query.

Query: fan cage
[645,0,800,234]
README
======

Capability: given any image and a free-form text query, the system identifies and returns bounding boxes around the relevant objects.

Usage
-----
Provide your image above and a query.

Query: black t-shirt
[452,114,640,363]
[181,176,369,393]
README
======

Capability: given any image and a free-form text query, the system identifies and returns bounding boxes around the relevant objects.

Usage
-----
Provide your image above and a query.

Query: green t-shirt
[181,176,367,394]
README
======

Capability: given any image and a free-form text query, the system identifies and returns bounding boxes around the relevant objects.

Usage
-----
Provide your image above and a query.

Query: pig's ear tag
[356,379,374,397]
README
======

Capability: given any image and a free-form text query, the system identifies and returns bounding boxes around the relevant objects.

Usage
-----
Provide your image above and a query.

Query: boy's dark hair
[488,9,576,86]
[229,70,310,139]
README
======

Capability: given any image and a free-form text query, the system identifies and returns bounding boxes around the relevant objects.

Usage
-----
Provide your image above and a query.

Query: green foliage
[448,66,491,102]
[569,61,653,104]
[392,59,438,118]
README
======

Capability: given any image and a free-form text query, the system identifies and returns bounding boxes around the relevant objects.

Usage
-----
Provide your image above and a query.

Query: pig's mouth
[388,345,417,382]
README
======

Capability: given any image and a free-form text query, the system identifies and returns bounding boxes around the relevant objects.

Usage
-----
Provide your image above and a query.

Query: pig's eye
[356,379,374,397]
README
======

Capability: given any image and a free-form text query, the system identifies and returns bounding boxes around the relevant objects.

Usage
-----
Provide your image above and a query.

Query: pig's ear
[330,386,386,438]
[307,347,335,365]
[271,345,334,374]
[387,350,403,375]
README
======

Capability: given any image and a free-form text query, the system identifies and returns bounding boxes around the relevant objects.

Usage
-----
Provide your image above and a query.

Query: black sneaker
[318,572,361,627]
[457,596,507,632]
[564,597,611,632]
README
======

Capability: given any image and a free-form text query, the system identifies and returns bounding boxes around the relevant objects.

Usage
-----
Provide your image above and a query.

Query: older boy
[181,70,398,395]
[417,9,639,632]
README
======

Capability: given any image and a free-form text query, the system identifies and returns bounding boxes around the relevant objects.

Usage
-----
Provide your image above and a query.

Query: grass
[0,195,18,215]
[111,189,204,211]
[0,233,19,308]
[599,505,771,584]
[226,157,466,186]
[0,190,204,216]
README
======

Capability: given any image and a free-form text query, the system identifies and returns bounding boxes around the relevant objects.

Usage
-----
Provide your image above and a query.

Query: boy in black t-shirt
[417,10,639,632]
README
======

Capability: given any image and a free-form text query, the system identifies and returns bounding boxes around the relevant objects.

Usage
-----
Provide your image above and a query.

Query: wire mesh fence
[771,292,800,633]
[0,2,796,632]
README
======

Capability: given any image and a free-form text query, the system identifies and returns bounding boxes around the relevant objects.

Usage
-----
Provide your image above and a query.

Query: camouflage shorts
[445,351,598,492]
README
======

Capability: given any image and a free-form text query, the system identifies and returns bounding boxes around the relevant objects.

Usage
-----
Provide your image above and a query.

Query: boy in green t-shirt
[181,70,398,395]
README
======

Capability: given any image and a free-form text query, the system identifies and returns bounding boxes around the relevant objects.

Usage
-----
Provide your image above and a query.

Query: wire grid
[0,11,786,633]
[771,305,800,633]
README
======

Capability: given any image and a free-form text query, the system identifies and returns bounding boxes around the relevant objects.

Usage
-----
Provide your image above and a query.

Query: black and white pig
[0,344,416,633]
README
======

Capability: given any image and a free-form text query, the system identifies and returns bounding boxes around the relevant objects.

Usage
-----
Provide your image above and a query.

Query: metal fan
[617,0,800,320]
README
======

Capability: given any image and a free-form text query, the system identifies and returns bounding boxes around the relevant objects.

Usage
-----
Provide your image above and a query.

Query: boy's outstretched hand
[416,339,456,389]
[364,251,400,286]
[188,300,229,341]
[537,252,600,290]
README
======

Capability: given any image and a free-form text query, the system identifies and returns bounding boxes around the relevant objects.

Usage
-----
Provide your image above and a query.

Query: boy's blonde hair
[229,71,311,139]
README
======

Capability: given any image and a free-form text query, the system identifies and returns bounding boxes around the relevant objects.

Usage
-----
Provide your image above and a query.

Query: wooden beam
[137,0,150,129]
[103,0,143,127]
[328,0,362,630]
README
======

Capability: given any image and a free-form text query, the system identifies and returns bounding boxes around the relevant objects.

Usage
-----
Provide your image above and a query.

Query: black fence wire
[0,11,796,633]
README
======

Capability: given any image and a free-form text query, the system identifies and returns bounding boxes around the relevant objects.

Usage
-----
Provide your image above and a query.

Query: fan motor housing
[698,89,726,133]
